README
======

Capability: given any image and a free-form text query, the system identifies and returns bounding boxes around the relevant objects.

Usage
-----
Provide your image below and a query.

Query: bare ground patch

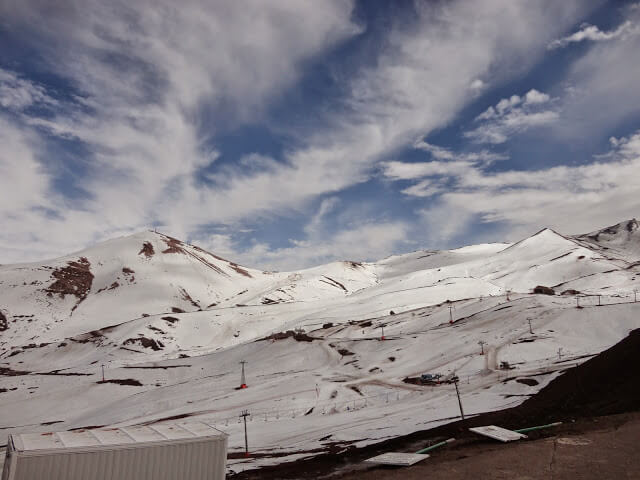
[43,257,93,311]
[123,337,165,351]
[138,242,155,258]
[97,378,143,386]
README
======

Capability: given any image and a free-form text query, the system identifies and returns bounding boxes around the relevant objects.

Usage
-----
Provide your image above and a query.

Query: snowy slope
[573,218,640,263]
[1,219,640,474]
[0,232,279,347]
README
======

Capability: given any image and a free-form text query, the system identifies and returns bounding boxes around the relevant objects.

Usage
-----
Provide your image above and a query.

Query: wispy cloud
[0,0,360,262]
[194,201,410,271]
[465,89,558,144]
[548,19,639,49]
[553,6,640,141]
[0,69,58,111]
[0,0,600,268]
[402,130,640,245]
[414,140,508,164]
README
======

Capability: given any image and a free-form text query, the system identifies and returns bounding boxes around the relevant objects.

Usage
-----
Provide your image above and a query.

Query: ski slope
[1,219,639,473]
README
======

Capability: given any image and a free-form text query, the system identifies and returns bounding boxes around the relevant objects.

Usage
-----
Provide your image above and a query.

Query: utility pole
[101,364,105,382]
[453,376,465,420]
[449,305,454,324]
[576,295,580,308]
[239,360,247,389]
[240,410,250,457]
[557,348,563,360]
[506,290,511,302]
[598,295,601,306]
[478,340,486,355]
[527,318,533,335]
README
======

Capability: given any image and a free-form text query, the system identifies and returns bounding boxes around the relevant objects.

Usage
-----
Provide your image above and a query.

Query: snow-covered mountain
[573,218,640,263]
[1,220,639,474]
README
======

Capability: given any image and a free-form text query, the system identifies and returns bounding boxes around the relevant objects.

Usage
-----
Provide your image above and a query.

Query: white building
[2,423,227,480]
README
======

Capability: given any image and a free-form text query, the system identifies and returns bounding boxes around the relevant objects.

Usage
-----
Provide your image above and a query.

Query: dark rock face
[561,289,581,296]
[533,285,555,295]
[123,337,165,351]
[97,378,142,386]
[0,310,8,331]
[138,242,155,257]
[43,257,94,311]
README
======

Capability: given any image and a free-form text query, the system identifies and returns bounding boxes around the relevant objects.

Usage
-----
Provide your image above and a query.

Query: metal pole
[453,377,465,420]
[101,364,105,382]
[380,325,385,340]
[415,438,455,455]
[449,305,453,324]
[514,422,562,434]
[528,318,533,335]
[598,295,601,306]
[240,410,249,456]
[240,360,247,388]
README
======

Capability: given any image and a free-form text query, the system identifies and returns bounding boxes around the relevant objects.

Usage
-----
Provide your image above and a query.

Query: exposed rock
[265,330,315,342]
[229,262,252,278]
[97,379,142,386]
[533,285,555,295]
[43,257,93,311]
[561,289,581,296]
[138,242,155,258]
[123,337,165,351]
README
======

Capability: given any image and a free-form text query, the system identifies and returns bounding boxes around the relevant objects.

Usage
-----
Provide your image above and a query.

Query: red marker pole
[239,360,247,389]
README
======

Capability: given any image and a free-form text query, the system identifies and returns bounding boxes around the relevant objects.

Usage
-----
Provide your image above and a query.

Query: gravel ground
[337,412,640,480]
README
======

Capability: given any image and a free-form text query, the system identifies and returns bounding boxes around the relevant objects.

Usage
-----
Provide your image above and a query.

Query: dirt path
[337,412,640,480]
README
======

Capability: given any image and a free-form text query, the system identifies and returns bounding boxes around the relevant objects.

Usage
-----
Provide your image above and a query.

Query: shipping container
[2,422,227,480]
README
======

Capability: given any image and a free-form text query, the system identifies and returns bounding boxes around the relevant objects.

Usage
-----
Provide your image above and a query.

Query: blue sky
[1,0,639,270]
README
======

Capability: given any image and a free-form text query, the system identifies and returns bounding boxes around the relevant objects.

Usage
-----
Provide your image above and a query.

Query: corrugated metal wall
[9,437,226,480]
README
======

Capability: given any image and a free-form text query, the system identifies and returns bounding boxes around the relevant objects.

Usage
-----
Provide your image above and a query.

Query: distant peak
[582,218,639,240]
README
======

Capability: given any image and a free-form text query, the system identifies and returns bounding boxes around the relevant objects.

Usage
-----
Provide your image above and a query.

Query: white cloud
[466,89,558,144]
[414,140,508,164]
[415,129,640,244]
[401,180,444,198]
[470,79,485,90]
[554,7,640,141]
[383,160,475,181]
[194,200,410,270]
[135,0,598,234]
[0,0,360,261]
[0,69,57,110]
[0,116,50,214]
[524,89,551,105]
[496,95,523,114]
[0,0,599,266]
[244,220,409,271]
[548,20,639,49]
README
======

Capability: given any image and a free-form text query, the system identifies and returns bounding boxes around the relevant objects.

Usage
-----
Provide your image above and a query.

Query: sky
[1,0,639,271]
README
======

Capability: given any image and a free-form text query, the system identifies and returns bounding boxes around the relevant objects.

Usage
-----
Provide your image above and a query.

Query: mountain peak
[574,218,640,262]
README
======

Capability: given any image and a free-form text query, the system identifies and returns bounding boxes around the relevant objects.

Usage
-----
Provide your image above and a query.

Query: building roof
[11,422,226,452]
